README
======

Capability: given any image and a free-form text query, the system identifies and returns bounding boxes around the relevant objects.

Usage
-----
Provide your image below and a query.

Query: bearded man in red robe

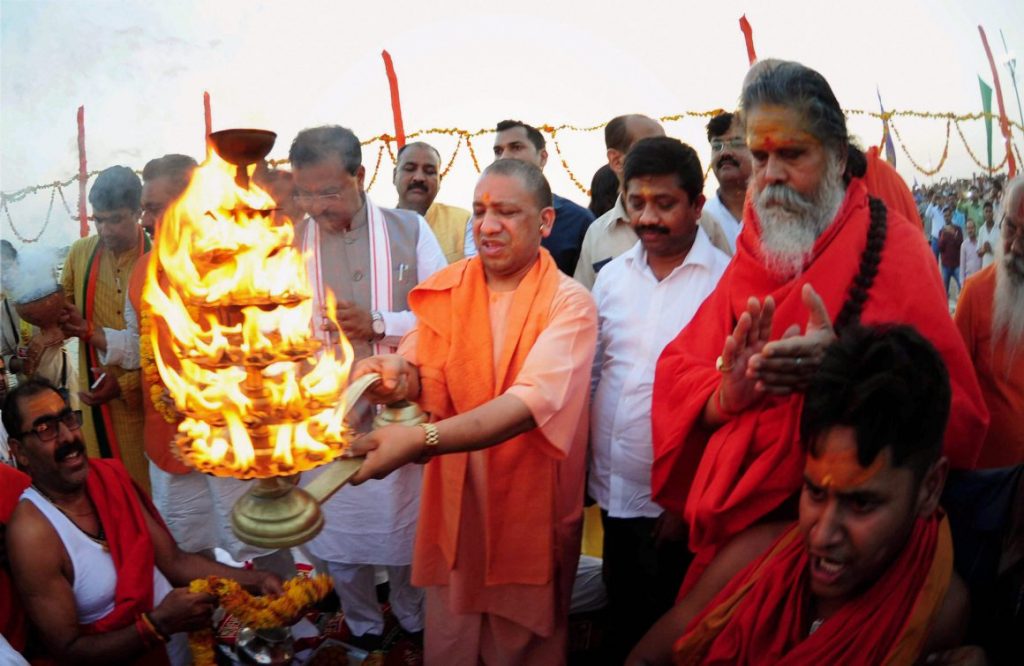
[651,59,988,594]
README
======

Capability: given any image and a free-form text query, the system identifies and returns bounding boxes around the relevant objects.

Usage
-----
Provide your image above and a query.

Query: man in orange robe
[651,60,988,593]
[348,158,597,664]
[630,325,973,665]
[955,175,1024,468]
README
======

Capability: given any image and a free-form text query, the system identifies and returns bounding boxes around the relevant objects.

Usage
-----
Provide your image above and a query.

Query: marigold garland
[954,118,1010,173]
[139,308,179,424]
[187,574,334,666]
[889,117,951,177]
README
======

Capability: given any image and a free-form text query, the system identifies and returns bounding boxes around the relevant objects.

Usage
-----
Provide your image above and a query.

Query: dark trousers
[600,511,692,664]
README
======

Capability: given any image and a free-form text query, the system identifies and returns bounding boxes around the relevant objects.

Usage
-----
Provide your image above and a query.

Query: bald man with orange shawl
[348,158,597,665]
[651,60,988,597]
[631,326,972,666]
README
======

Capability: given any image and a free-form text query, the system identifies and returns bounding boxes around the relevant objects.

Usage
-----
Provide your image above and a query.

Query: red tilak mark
[761,135,776,151]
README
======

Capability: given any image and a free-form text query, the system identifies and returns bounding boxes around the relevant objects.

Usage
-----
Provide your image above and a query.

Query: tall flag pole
[77,106,88,238]
[978,25,1017,176]
[876,87,897,166]
[381,50,406,150]
[739,15,757,65]
[978,77,994,170]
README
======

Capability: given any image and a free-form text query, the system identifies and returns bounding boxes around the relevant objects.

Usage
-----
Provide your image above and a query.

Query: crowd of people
[916,175,1009,307]
[1,57,1022,665]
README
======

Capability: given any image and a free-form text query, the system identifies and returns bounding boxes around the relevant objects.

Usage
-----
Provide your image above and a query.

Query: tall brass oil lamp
[143,129,423,548]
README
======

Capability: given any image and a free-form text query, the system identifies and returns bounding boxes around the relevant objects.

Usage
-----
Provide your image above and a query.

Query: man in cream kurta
[289,125,447,646]
[60,166,149,491]
[349,159,597,665]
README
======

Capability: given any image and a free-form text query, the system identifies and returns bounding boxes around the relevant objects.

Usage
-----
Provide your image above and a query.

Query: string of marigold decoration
[139,307,190,425]
[954,119,1011,174]
[186,574,334,666]
[4,109,1023,240]
[889,117,951,177]
[364,144,387,192]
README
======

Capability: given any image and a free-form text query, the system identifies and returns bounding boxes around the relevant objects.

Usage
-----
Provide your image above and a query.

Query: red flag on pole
[77,106,88,238]
[739,15,757,65]
[381,50,406,149]
[204,91,213,159]
[978,25,1017,176]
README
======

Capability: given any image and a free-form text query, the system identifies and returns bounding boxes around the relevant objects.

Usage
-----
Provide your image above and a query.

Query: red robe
[1,463,31,654]
[651,180,987,578]
[674,516,953,665]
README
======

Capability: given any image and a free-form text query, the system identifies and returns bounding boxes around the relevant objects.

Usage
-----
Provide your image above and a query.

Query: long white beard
[753,154,846,280]
[993,243,1024,354]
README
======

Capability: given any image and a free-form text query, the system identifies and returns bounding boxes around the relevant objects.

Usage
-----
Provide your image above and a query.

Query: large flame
[143,153,354,479]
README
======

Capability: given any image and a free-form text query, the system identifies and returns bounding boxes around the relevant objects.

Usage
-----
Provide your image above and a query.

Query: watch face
[372,317,386,335]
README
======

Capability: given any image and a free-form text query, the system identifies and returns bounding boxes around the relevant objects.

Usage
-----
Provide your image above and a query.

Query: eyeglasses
[293,192,345,204]
[710,138,748,153]
[18,410,83,442]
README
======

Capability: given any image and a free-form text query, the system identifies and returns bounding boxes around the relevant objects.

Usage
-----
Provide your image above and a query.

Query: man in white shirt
[700,112,752,252]
[589,136,729,662]
[977,200,1000,269]
[575,115,732,290]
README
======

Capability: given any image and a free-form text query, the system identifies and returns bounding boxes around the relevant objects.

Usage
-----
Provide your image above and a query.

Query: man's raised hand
[750,284,836,395]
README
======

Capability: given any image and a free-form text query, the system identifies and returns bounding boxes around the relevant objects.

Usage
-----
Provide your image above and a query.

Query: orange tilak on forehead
[805,440,886,491]
[745,105,820,152]
[482,191,492,205]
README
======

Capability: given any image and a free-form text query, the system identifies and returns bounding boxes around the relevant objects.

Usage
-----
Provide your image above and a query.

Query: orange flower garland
[187,574,334,666]
[139,308,178,424]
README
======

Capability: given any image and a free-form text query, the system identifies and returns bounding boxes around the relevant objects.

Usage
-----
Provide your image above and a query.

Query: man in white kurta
[289,125,447,645]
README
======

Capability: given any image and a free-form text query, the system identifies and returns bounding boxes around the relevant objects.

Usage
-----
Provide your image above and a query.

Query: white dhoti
[301,461,423,636]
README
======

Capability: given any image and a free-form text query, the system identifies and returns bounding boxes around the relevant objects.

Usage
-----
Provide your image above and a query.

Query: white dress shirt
[702,192,742,252]
[976,220,1000,269]
[588,229,729,518]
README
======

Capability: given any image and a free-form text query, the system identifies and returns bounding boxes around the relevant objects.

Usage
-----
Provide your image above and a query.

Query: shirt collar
[623,226,717,279]
[610,195,629,227]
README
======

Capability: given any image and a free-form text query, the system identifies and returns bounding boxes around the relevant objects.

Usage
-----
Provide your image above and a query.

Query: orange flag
[739,15,757,65]
[381,50,406,149]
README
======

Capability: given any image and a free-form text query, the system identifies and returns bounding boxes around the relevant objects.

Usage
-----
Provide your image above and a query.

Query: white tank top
[20,487,174,623]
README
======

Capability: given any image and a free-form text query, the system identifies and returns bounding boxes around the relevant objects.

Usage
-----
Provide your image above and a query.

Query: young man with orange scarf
[347,158,598,664]
[651,60,988,597]
[3,379,281,665]
[629,325,976,665]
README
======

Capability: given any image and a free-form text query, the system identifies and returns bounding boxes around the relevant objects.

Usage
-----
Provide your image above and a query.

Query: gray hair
[481,159,552,209]
[288,125,362,174]
[740,59,848,157]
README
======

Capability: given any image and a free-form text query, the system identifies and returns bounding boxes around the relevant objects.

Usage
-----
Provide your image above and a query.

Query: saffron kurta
[62,235,148,491]
[402,251,597,663]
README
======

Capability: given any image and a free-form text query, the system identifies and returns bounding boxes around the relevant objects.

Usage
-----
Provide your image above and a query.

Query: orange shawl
[408,250,562,587]
[674,515,953,665]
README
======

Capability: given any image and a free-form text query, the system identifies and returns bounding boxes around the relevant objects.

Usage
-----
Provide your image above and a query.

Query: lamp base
[230,476,324,549]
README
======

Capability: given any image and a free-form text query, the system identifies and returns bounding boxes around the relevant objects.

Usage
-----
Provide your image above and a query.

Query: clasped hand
[717,283,836,414]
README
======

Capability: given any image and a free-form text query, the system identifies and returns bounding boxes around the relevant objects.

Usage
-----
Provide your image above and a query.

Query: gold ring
[716,355,734,373]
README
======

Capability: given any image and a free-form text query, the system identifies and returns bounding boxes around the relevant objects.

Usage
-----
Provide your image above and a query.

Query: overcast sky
[2,0,1022,249]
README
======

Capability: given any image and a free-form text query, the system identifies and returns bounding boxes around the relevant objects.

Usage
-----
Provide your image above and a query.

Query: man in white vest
[289,125,447,648]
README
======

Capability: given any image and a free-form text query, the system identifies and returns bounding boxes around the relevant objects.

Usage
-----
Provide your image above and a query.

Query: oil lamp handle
[303,456,364,504]
[343,372,383,411]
